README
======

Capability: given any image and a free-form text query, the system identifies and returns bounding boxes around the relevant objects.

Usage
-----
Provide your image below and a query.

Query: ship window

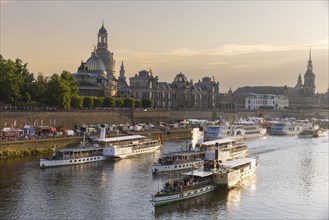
[70,160,72,162]
[79,160,81,162]
[179,165,181,168]
[83,159,85,161]
[194,191,197,193]
[175,166,177,168]
[74,160,77,162]
[183,165,185,167]
[87,159,89,161]
[98,157,100,159]
[188,192,191,195]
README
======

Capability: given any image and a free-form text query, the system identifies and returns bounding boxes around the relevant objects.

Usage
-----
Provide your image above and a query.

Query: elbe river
[0,135,328,219]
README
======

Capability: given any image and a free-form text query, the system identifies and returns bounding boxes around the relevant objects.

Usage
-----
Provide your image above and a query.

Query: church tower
[96,21,116,79]
[118,61,127,85]
[303,47,316,96]
[295,73,303,89]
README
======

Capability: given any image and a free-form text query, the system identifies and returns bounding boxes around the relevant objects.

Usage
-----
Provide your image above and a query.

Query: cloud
[0,0,14,5]
[116,40,328,60]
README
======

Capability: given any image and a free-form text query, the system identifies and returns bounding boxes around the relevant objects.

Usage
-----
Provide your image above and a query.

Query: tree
[60,70,78,98]
[94,97,104,108]
[103,97,116,108]
[32,73,48,103]
[45,74,72,109]
[134,99,142,108]
[123,97,135,108]
[15,58,34,102]
[0,55,24,103]
[115,98,124,108]
[71,96,83,108]
[83,96,94,108]
[141,98,152,108]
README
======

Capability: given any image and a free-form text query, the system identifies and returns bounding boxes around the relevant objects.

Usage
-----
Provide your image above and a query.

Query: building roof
[234,86,287,95]
[86,51,106,72]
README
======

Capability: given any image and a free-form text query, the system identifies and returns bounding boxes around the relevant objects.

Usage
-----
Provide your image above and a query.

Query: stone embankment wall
[1,109,328,129]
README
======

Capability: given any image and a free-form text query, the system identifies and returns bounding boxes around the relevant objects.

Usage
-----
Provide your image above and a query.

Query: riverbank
[0,137,82,158]
[0,129,193,158]
[1,109,328,129]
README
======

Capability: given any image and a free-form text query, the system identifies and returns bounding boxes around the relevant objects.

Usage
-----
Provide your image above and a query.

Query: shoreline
[0,129,193,159]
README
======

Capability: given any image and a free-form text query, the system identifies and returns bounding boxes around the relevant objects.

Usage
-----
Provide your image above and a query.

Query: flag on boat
[159,134,163,145]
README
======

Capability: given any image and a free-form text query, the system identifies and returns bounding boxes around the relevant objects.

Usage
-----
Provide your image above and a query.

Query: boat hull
[152,184,216,207]
[103,145,161,158]
[40,155,108,168]
[151,160,204,173]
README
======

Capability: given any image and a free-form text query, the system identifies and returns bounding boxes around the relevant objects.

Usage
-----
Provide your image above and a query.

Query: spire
[309,46,312,61]
[102,20,104,27]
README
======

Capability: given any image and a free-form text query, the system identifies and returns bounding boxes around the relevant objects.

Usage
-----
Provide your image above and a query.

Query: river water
[0,135,328,219]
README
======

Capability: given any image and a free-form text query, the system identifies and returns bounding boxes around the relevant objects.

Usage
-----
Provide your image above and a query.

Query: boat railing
[157,158,203,165]
[154,179,213,197]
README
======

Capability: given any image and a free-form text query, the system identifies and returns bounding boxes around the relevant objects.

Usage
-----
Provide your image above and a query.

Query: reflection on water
[0,136,328,219]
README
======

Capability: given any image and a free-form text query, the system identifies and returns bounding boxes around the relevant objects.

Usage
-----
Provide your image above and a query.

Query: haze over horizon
[1,1,328,93]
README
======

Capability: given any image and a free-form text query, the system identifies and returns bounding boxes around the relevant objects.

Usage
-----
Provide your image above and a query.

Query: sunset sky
[1,1,328,93]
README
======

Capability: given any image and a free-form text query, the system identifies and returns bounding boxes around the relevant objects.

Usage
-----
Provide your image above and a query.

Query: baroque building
[232,48,325,109]
[73,22,119,97]
[129,71,220,110]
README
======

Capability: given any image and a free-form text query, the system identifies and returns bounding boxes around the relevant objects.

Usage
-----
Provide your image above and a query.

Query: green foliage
[211,111,217,121]
[123,97,135,108]
[103,97,116,107]
[141,98,152,108]
[32,73,48,103]
[71,96,83,108]
[115,98,124,108]
[93,96,104,107]
[0,55,24,103]
[134,99,142,108]
[83,96,94,108]
[15,58,35,102]
[43,71,78,109]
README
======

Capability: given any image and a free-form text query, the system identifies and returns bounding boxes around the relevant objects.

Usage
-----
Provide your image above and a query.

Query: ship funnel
[100,125,106,140]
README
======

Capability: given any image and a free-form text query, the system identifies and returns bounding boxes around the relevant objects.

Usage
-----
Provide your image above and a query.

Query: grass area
[0,147,54,158]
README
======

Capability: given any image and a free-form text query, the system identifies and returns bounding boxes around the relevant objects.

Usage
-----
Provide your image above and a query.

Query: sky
[1,1,328,93]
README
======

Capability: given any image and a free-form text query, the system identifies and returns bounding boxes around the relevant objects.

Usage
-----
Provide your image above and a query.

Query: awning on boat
[223,157,255,168]
[181,170,213,177]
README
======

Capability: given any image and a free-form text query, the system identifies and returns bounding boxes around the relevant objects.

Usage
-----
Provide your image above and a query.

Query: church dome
[174,72,188,82]
[86,50,106,72]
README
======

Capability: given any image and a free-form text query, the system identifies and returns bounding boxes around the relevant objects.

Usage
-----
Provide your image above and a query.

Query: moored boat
[204,122,266,141]
[298,128,327,138]
[40,146,107,168]
[40,126,162,168]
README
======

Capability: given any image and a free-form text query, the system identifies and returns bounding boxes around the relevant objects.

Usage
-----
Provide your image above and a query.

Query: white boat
[152,138,247,174]
[270,120,313,136]
[151,151,205,174]
[204,122,266,141]
[40,126,161,167]
[204,157,258,189]
[92,129,161,158]
[40,146,107,168]
[298,128,327,138]
[199,138,248,163]
[151,169,216,207]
